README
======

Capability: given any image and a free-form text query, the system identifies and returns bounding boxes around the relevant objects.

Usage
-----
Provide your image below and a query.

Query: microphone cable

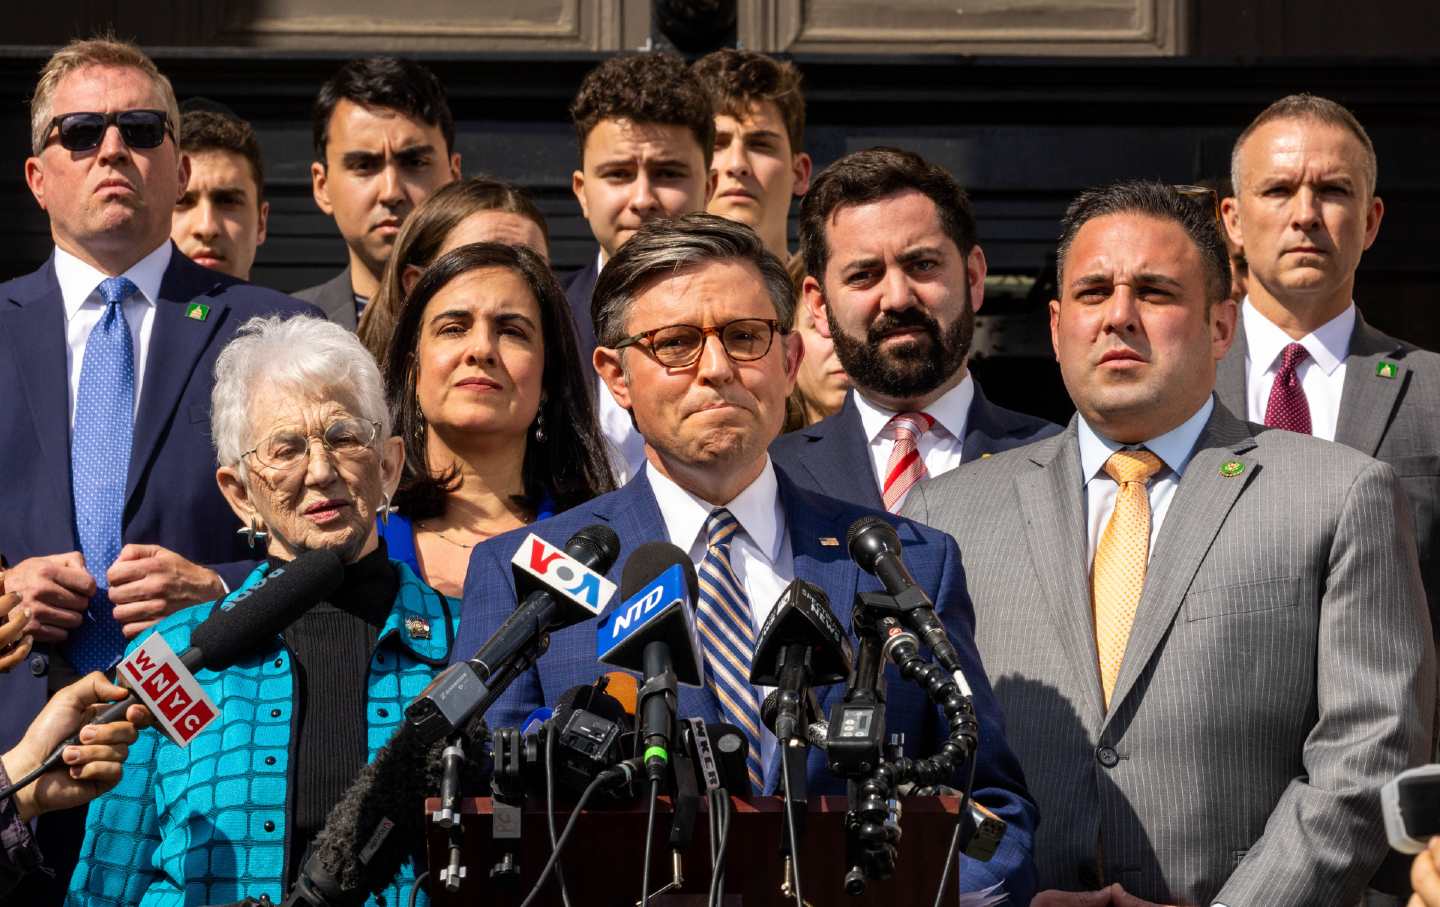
[706,787,732,907]
[544,721,573,907]
[517,764,619,907]
[641,776,661,907]
[929,748,980,907]
[780,759,804,907]
[407,870,430,907]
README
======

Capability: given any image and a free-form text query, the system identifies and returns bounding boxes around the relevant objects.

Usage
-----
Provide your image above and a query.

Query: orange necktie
[1092,449,1163,707]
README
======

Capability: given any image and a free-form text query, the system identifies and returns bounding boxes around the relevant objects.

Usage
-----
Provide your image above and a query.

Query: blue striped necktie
[66,275,138,674]
[695,508,764,791]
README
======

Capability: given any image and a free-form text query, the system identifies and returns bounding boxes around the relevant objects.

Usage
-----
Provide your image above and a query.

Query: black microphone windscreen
[846,515,899,574]
[567,524,622,569]
[552,679,631,728]
[191,549,344,671]
[760,689,782,734]
[619,541,696,603]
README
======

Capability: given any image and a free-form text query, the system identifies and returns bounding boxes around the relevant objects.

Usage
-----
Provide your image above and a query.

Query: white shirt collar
[1077,396,1215,484]
[644,457,785,563]
[1242,296,1354,377]
[55,240,171,319]
[853,372,975,443]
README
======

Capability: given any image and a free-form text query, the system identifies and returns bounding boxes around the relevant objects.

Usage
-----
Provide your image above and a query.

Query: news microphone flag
[511,533,617,617]
[596,562,703,687]
[117,631,218,746]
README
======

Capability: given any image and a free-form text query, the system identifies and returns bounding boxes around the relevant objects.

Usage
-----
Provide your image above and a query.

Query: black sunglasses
[46,109,173,153]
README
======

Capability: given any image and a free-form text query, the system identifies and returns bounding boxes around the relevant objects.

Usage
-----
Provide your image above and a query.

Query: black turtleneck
[272,542,398,885]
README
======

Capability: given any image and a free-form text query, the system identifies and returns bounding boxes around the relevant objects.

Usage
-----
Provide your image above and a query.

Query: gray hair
[1230,93,1378,197]
[590,213,796,349]
[211,315,391,468]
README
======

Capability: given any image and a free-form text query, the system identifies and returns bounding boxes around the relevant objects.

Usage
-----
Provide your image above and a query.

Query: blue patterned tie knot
[696,507,764,791]
[66,275,138,673]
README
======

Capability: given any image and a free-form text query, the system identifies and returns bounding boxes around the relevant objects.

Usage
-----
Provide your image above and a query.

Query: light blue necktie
[66,276,137,674]
[695,509,765,792]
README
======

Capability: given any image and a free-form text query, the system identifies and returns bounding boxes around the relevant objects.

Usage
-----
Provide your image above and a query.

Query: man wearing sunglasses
[455,213,1040,904]
[771,148,1059,515]
[0,37,315,902]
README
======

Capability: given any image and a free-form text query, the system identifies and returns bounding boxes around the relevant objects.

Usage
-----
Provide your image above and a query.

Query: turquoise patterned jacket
[66,559,456,907]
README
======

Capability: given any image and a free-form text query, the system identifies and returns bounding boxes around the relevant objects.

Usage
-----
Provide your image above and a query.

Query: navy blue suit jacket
[454,467,1038,899]
[562,255,600,367]
[0,247,318,750]
[771,385,1062,511]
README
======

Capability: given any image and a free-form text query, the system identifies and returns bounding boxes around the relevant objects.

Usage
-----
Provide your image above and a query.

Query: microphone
[596,541,701,782]
[101,548,346,722]
[846,517,968,689]
[0,550,346,802]
[284,716,490,907]
[405,525,621,743]
[750,579,852,742]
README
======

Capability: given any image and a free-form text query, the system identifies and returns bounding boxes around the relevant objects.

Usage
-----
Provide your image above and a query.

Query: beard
[827,293,974,401]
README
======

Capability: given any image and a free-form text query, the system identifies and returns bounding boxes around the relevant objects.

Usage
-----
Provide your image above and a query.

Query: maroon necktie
[1264,342,1312,434]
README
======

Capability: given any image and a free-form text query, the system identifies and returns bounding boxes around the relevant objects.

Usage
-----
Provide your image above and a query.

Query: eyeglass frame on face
[44,109,175,153]
[611,317,787,369]
[239,418,383,475]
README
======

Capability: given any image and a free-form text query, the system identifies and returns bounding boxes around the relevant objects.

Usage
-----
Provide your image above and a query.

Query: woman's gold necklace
[418,521,483,549]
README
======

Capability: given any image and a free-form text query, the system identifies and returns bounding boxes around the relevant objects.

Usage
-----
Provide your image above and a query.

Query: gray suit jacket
[295,266,357,329]
[903,401,1435,906]
[1217,311,1440,626]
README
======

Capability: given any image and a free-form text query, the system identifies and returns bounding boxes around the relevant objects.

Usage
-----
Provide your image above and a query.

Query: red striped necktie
[881,411,936,512]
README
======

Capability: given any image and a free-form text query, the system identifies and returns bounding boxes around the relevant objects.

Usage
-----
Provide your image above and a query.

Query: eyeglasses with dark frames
[613,318,786,368]
[46,109,174,153]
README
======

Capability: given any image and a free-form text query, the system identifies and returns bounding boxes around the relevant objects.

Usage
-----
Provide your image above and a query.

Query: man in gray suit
[296,57,461,327]
[904,180,1434,906]
[1217,93,1440,620]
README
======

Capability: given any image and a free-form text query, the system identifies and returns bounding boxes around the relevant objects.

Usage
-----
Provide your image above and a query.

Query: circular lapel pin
[1219,460,1245,478]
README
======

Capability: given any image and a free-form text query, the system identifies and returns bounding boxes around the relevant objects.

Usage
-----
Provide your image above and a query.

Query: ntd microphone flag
[511,533,617,616]
[118,632,219,746]
[597,563,703,686]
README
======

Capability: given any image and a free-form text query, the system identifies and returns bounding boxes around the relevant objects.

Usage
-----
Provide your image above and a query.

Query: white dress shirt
[853,373,975,503]
[1242,297,1354,441]
[645,458,793,771]
[56,240,170,426]
[1078,397,1213,565]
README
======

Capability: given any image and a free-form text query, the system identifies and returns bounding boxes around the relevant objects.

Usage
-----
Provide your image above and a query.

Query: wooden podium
[422,794,970,906]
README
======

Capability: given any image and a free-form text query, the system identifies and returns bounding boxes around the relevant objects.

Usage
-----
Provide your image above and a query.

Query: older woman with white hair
[68,316,455,907]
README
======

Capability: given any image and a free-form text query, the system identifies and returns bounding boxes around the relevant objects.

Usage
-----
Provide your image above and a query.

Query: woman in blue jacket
[68,315,457,907]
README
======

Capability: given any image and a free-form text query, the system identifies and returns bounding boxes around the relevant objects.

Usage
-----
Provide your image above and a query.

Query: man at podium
[455,213,1038,901]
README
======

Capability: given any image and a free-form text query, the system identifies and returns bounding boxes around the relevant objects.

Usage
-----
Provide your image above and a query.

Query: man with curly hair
[566,53,717,479]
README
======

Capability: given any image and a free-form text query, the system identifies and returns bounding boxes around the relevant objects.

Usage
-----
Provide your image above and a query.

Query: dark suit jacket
[455,467,1039,900]
[1217,312,1440,623]
[295,265,357,329]
[771,385,1062,511]
[0,247,319,751]
[562,254,600,365]
[905,402,1435,905]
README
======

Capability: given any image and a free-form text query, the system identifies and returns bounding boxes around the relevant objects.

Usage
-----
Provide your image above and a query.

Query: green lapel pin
[185,302,210,322]
[1376,360,1398,379]
[1219,459,1245,478]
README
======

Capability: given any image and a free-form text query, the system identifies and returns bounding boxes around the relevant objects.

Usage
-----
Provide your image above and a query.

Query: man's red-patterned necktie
[1264,342,1312,434]
[881,411,935,512]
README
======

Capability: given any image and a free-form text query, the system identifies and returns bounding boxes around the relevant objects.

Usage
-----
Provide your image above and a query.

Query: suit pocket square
[1184,575,1303,622]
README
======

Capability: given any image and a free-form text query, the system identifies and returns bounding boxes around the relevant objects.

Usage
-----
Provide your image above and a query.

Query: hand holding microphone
[1,672,154,821]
